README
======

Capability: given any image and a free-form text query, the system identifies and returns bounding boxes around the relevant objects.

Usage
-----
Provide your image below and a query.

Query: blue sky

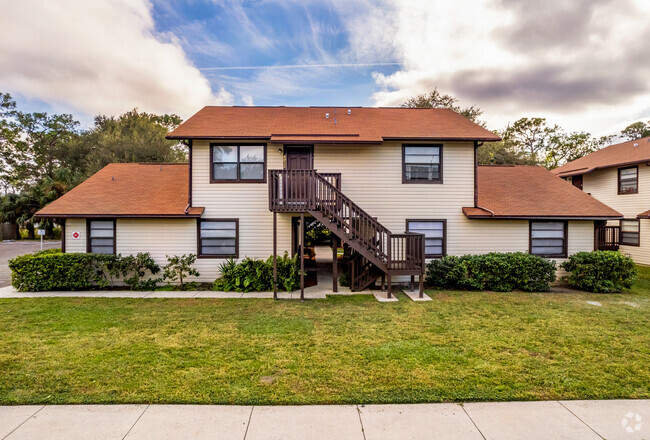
[1,0,649,135]
[151,0,401,107]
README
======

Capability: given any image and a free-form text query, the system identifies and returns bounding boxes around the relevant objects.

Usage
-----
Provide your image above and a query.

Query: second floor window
[618,166,638,194]
[403,145,442,183]
[211,144,266,183]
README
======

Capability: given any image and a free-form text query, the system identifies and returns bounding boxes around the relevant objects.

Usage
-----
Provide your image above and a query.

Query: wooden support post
[273,212,277,300]
[410,275,415,291]
[300,212,305,300]
[387,273,392,299]
[381,274,385,291]
[419,274,424,298]
[332,237,338,293]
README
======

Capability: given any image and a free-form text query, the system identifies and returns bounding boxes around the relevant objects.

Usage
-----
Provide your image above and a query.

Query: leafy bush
[9,252,119,291]
[163,254,200,289]
[213,253,300,292]
[560,251,636,293]
[426,252,557,292]
[338,271,350,287]
[9,250,162,291]
[115,252,161,290]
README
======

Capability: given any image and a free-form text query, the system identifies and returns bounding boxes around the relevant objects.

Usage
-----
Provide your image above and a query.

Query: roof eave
[463,213,623,220]
[34,212,204,219]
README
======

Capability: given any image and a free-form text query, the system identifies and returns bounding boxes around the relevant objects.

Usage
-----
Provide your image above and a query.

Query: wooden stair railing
[269,169,426,290]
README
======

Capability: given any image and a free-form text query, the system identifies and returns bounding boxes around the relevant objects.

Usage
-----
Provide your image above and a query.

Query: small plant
[338,271,350,287]
[561,251,636,293]
[163,254,200,289]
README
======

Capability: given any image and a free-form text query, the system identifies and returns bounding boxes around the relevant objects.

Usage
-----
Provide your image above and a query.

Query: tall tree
[621,121,650,141]
[79,109,185,175]
[402,87,485,126]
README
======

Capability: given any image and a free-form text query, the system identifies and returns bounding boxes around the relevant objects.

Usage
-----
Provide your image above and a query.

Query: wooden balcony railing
[597,225,620,251]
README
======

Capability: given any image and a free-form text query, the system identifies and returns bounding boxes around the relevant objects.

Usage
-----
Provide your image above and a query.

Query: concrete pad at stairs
[403,290,432,301]
[560,399,650,440]
[463,401,601,440]
[359,403,483,440]
[245,405,364,440]
[372,289,399,302]
[124,405,251,440]
[0,406,43,439]
[5,405,147,440]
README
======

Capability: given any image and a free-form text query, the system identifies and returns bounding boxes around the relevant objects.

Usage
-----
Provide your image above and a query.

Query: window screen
[403,145,441,182]
[212,145,265,182]
[407,220,445,257]
[618,167,638,194]
[530,221,566,257]
[88,220,115,254]
[199,220,238,257]
[620,219,640,246]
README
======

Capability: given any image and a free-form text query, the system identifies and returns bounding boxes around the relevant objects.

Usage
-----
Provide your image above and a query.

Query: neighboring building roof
[552,136,650,177]
[167,106,501,143]
[636,209,650,219]
[463,165,622,219]
[36,163,204,218]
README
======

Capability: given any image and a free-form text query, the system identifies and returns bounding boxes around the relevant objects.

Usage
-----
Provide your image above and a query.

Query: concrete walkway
[0,400,647,439]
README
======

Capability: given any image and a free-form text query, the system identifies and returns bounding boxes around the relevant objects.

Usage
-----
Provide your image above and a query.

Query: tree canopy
[0,93,184,236]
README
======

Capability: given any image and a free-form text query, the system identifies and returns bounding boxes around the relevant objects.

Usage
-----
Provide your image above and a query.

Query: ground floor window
[406,219,446,257]
[198,219,238,257]
[620,219,640,246]
[529,221,567,258]
[87,219,116,254]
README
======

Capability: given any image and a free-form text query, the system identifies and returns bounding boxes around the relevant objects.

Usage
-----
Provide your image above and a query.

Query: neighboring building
[36,107,621,293]
[553,136,650,265]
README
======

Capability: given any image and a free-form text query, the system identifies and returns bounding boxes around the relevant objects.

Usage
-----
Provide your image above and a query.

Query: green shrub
[9,252,120,291]
[9,251,162,292]
[163,254,200,289]
[560,251,636,293]
[115,252,161,290]
[338,271,350,287]
[213,253,300,292]
[426,252,557,292]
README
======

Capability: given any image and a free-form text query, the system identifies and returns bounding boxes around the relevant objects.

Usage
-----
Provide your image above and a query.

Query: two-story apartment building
[36,107,621,295]
[553,136,650,265]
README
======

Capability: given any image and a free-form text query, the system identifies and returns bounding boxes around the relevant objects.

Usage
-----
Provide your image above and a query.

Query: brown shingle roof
[463,165,621,219]
[36,163,204,218]
[167,106,501,142]
[553,136,650,177]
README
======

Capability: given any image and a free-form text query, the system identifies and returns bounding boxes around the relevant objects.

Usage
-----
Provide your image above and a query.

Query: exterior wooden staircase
[269,169,425,295]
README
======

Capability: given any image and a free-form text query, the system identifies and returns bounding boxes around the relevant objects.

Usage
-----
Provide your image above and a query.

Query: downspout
[183,139,192,214]
[473,141,494,216]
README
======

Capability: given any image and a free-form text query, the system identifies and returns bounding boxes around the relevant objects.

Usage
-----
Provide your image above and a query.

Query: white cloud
[342,0,650,135]
[0,0,230,119]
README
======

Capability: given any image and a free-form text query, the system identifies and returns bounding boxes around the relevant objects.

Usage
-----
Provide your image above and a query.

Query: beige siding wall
[583,164,650,264]
[64,218,86,253]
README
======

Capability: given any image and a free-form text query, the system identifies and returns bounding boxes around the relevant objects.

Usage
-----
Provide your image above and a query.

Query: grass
[0,270,649,405]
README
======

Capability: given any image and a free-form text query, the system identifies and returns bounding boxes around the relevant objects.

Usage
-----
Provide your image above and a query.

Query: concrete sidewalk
[1,400,648,440]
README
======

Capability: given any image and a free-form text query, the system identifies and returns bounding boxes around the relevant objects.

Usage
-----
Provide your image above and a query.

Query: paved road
[0,240,60,287]
[0,400,648,440]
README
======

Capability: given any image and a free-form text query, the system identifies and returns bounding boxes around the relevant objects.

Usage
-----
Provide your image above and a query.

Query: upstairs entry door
[285,146,313,170]
[284,146,314,206]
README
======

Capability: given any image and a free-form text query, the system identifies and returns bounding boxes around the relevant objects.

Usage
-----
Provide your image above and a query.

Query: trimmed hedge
[426,252,557,292]
[213,253,300,292]
[9,250,162,292]
[560,251,636,293]
[9,251,117,291]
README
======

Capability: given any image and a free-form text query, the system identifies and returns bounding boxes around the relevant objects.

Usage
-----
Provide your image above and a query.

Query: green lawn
[1,269,649,405]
